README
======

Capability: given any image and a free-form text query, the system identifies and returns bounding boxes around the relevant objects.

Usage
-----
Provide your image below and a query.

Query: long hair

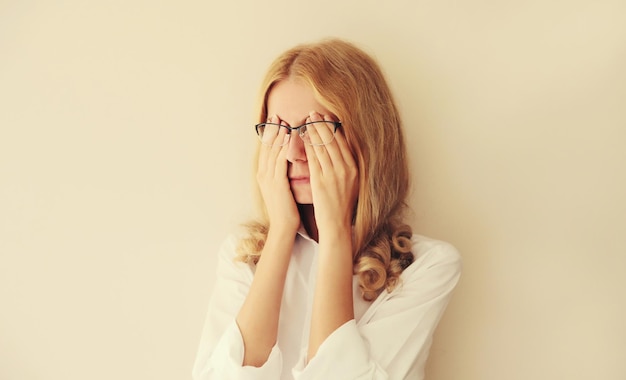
[237,38,414,301]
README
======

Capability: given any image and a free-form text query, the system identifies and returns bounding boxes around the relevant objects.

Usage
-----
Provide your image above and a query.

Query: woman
[193,38,461,380]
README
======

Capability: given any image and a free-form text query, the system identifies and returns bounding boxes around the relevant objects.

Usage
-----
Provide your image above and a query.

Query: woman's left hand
[304,111,359,237]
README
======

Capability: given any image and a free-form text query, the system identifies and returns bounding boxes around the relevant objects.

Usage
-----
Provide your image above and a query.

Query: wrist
[317,221,352,240]
[266,224,299,243]
[270,221,300,234]
[318,225,353,256]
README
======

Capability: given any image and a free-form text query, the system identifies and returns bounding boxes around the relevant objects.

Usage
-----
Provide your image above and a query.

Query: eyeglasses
[255,121,342,146]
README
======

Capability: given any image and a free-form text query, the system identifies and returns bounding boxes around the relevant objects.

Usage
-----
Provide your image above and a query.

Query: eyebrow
[269,112,335,126]
[270,115,310,126]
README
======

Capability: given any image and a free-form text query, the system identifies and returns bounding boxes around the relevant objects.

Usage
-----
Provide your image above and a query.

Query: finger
[260,117,279,146]
[306,112,334,173]
[264,116,289,176]
[261,115,289,148]
[318,114,347,167]
[308,113,336,144]
[305,112,333,146]
[332,126,357,170]
[303,141,322,205]
[258,117,277,171]
[303,138,321,179]
[264,116,287,147]
[274,133,290,179]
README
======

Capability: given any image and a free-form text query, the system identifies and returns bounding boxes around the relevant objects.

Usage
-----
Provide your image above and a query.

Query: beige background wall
[1,1,624,379]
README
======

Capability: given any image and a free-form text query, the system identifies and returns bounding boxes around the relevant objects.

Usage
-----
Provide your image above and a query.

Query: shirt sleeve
[192,235,284,380]
[292,237,462,380]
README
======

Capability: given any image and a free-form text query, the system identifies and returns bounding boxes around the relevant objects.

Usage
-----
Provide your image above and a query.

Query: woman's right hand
[256,115,300,235]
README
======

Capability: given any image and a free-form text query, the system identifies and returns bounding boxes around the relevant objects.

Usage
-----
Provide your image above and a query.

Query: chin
[291,184,312,204]
[293,192,313,205]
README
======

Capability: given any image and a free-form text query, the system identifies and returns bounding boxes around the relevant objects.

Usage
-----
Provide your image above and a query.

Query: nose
[285,132,307,163]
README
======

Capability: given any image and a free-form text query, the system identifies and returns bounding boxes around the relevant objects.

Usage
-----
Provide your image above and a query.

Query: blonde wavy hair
[237,38,414,301]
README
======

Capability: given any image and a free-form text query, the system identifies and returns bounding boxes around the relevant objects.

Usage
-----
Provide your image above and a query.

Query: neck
[298,204,318,242]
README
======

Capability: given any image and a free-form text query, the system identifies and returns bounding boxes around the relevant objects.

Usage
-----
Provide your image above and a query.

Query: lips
[289,176,310,184]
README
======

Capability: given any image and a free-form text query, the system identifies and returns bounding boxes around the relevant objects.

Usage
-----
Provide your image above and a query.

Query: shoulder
[208,233,258,285]
[400,234,462,284]
[410,235,461,265]
[216,233,240,259]
[358,235,461,322]
[215,233,254,269]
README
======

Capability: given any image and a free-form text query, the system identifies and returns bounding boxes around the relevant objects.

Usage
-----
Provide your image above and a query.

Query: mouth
[289,177,310,184]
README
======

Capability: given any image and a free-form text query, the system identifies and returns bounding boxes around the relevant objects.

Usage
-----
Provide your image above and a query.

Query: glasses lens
[301,121,337,145]
[257,123,287,146]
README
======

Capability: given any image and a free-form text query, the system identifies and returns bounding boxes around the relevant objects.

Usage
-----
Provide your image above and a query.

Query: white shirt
[193,232,461,380]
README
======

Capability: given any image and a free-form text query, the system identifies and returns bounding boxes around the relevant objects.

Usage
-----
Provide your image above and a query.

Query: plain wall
[1,1,624,379]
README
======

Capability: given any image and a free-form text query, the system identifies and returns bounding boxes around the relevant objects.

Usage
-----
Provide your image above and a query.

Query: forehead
[266,78,332,125]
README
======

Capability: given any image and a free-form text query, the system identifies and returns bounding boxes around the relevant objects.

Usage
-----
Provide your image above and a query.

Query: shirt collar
[296,224,316,242]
